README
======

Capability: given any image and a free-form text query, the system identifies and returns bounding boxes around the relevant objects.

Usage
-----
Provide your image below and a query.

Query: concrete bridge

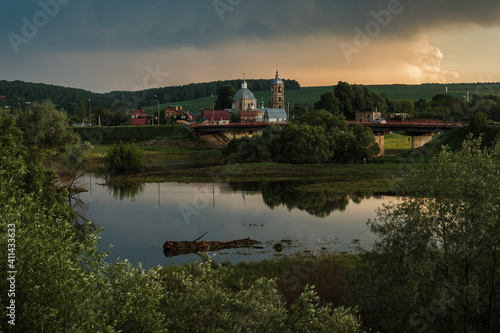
[191,120,463,154]
[349,120,463,156]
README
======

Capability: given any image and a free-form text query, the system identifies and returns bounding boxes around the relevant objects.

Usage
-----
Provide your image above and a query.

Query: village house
[263,109,288,123]
[355,111,382,122]
[130,108,153,125]
[163,106,184,118]
[162,106,192,123]
[202,110,230,124]
[240,110,256,122]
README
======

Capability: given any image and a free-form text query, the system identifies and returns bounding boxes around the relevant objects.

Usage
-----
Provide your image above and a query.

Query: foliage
[222,111,379,164]
[214,85,236,110]
[275,122,334,164]
[1,110,364,332]
[77,100,87,119]
[332,82,387,120]
[352,136,500,332]
[221,133,272,163]
[105,141,144,175]
[229,110,241,123]
[75,125,192,144]
[16,100,80,162]
[314,91,340,115]
[471,94,500,121]
[161,260,363,332]
[468,111,489,135]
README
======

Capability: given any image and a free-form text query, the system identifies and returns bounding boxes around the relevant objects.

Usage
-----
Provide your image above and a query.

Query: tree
[468,112,489,136]
[92,106,114,126]
[230,110,241,123]
[274,122,333,164]
[112,110,132,126]
[314,91,340,115]
[105,141,144,175]
[214,85,236,110]
[17,100,80,161]
[334,81,355,119]
[77,100,87,120]
[353,136,500,332]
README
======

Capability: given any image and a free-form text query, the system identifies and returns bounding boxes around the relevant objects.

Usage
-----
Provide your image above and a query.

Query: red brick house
[130,108,153,125]
[202,110,230,124]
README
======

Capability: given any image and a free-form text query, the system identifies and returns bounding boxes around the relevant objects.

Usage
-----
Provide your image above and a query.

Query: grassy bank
[89,131,423,194]
[75,125,193,144]
[109,161,427,194]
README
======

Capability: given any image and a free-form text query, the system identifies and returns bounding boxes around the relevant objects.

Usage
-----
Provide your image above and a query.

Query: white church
[231,70,288,123]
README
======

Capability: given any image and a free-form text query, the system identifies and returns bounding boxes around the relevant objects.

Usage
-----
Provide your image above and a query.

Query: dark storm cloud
[3,0,500,54]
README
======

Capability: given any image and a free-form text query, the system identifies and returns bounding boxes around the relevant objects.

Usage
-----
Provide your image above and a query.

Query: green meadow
[139,83,500,115]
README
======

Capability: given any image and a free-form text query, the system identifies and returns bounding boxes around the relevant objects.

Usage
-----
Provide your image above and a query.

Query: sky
[2,0,500,93]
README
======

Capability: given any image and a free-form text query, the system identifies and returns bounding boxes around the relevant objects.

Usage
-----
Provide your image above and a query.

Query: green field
[138,83,500,115]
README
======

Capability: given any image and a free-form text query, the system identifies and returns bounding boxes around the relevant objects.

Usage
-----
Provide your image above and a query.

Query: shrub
[469,111,489,135]
[105,141,144,175]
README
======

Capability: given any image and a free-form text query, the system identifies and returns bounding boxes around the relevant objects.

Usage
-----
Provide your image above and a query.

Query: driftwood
[163,237,260,257]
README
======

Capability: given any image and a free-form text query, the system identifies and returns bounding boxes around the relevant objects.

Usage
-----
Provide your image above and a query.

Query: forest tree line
[0,79,300,115]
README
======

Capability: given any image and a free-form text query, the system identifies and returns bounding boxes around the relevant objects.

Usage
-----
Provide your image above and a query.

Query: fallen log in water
[163,237,260,257]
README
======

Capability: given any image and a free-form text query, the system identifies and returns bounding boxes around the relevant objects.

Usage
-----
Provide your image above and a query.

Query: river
[76,175,393,268]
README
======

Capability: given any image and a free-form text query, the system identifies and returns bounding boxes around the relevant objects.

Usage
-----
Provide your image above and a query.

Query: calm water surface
[78,175,393,267]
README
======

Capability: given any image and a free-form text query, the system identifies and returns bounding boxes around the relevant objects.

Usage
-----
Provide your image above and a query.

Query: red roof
[130,108,146,116]
[203,110,230,121]
[131,118,147,126]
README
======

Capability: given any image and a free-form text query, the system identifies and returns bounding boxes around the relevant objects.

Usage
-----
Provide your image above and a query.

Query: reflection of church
[232,70,288,123]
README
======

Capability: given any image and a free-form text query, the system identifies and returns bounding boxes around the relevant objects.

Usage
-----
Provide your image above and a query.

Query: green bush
[105,141,144,175]
[469,112,489,135]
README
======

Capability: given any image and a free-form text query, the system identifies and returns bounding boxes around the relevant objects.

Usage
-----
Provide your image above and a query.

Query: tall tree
[214,85,237,110]
[17,100,80,161]
[354,136,500,332]
[314,91,340,115]
[334,81,355,120]
[77,100,87,121]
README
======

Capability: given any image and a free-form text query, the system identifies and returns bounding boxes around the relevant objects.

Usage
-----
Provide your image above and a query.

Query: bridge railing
[352,120,463,128]
[191,121,287,128]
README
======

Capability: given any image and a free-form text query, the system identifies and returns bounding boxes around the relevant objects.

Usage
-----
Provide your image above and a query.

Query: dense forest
[0,79,301,115]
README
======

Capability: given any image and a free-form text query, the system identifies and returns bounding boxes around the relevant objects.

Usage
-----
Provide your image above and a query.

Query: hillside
[3,79,500,115]
[140,83,500,115]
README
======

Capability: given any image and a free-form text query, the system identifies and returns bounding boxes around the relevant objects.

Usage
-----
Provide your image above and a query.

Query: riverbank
[87,132,428,194]
[108,161,427,194]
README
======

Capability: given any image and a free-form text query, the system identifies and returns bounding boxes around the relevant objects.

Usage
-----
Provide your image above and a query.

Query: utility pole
[88,99,92,126]
[155,95,160,125]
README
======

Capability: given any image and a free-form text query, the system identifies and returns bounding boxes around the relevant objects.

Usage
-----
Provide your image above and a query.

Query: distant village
[129,71,289,126]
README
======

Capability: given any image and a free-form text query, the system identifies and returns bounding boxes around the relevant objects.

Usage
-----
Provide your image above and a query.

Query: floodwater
[76,175,394,267]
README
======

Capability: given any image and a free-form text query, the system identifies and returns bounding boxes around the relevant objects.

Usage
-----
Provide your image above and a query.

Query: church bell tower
[270,67,284,109]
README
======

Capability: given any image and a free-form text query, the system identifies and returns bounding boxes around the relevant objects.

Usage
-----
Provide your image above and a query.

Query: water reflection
[106,182,145,201]
[229,182,371,218]
[78,176,390,267]
[107,180,371,218]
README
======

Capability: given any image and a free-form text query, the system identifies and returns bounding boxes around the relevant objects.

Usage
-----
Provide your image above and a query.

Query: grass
[87,129,429,194]
[138,83,500,115]
[75,125,193,144]
[226,253,360,307]
[109,161,428,194]
[384,132,412,156]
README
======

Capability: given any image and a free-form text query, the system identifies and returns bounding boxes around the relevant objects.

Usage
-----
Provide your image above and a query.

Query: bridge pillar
[411,133,438,150]
[374,133,385,156]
